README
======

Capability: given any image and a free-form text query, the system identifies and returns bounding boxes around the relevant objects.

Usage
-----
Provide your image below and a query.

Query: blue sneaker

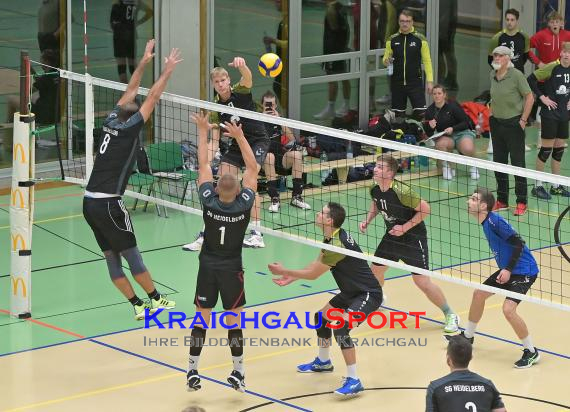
[334,377,364,396]
[296,357,334,373]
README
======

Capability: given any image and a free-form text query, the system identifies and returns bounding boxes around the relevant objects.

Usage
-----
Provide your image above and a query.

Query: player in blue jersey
[450,188,540,368]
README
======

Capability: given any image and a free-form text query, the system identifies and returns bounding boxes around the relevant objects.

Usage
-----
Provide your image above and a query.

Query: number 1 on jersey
[219,226,226,245]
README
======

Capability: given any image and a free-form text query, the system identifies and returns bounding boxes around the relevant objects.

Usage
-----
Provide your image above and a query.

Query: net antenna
[59,70,570,313]
[9,50,35,318]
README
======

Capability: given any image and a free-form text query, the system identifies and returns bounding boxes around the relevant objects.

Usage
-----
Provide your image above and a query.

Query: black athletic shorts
[390,80,426,113]
[329,291,383,329]
[373,232,429,271]
[194,254,246,310]
[83,197,137,253]
[540,116,569,140]
[113,27,136,58]
[221,138,269,169]
[483,270,537,304]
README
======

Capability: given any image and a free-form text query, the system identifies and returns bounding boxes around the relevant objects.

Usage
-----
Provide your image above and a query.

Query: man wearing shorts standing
[449,188,540,369]
[269,202,382,396]
[185,114,258,393]
[527,42,570,199]
[359,155,459,333]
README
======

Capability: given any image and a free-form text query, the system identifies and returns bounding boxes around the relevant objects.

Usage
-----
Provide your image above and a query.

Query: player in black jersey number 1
[186,113,259,394]
[83,40,182,321]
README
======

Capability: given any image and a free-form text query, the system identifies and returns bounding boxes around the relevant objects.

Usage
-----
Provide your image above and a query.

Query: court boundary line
[89,339,312,412]
[4,286,569,412]
[1,239,568,358]
[239,387,570,411]
[2,276,569,411]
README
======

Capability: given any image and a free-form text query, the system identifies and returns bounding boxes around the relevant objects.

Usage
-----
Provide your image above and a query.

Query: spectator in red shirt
[530,12,570,67]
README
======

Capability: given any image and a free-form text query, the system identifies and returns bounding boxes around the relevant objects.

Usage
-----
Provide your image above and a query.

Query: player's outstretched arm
[192,111,214,185]
[118,39,155,106]
[230,56,252,88]
[268,255,330,285]
[139,48,183,122]
[222,121,258,192]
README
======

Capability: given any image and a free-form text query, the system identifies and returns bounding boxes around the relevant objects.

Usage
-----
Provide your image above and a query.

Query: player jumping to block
[269,202,382,396]
[448,188,540,369]
[83,40,181,320]
[359,154,459,333]
[182,57,270,252]
[186,113,258,393]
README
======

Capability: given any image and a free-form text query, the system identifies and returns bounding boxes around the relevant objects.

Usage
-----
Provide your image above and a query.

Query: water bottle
[320,151,329,182]
[476,112,483,138]
[387,57,394,76]
[346,141,353,159]
[264,31,272,53]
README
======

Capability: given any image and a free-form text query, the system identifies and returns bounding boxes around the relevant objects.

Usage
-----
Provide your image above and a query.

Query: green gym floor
[1,135,569,410]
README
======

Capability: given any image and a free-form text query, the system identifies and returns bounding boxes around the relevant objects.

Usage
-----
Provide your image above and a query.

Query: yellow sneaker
[134,302,151,321]
[150,295,176,313]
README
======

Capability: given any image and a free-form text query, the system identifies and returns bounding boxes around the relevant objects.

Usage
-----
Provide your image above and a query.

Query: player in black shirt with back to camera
[83,40,182,321]
[426,337,506,412]
[185,114,258,394]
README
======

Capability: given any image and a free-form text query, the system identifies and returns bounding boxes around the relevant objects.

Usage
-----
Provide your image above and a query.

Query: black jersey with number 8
[86,106,144,195]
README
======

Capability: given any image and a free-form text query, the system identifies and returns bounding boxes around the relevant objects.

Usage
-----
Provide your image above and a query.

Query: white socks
[464,321,477,339]
[233,355,245,373]
[346,364,358,379]
[188,355,200,371]
[522,336,535,353]
[318,346,331,362]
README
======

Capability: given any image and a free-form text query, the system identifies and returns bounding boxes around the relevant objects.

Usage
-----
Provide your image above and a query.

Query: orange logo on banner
[11,276,27,297]
[11,189,25,208]
[11,233,26,251]
[13,143,26,164]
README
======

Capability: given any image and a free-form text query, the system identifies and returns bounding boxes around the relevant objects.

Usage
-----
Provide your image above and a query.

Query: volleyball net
[46,69,570,312]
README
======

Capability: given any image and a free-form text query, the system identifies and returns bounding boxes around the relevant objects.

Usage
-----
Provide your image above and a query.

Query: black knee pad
[117,64,127,76]
[189,327,207,356]
[315,312,332,340]
[104,251,125,280]
[333,326,353,349]
[228,328,244,357]
[537,147,553,163]
[122,247,147,276]
[552,147,565,162]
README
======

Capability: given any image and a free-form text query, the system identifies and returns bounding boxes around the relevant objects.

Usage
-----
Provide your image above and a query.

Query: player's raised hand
[191,111,213,131]
[359,220,368,233]
[221,121,245,140]
[142,39,155,63]
[229,57,246,69]
[164,48,183,72]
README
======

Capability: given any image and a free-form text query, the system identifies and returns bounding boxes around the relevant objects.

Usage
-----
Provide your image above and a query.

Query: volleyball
[258,53,283,78]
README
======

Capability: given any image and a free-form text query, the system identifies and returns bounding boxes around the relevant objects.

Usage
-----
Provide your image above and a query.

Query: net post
[10,50,34,318]
[19,50,30,115]
[85,73,94,181]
